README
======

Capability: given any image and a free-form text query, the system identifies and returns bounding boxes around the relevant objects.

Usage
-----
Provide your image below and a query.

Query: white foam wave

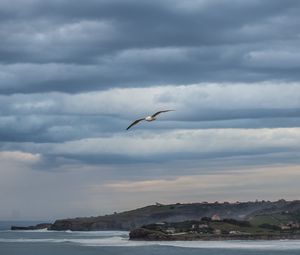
[0,228,53,233]
[12,228,51,233]
[84,238,300,250]
[158,240,300,250]
[1,233,300,250]
[63,230,129,236]
[0,236,133,246]
[0,229,128,235]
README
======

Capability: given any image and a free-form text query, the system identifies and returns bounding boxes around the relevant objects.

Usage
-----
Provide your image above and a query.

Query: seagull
[126,110,174,130]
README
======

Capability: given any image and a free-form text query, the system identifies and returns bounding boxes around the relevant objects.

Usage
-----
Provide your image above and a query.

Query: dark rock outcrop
[130,228,300,241]
[129,228,174,241]
[11,223,52,231]
[129,218,300,241]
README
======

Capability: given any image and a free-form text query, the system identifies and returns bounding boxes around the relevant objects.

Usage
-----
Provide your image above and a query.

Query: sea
[1,221,300,255]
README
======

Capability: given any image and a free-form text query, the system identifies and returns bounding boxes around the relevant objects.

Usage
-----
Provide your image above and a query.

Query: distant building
[166,227,176,234]
[199,224,209,229]
[290,223,299,229]
[281,222,300,229]
[214,229,221,235]
[280,225,291,230]
[211,214,221,221]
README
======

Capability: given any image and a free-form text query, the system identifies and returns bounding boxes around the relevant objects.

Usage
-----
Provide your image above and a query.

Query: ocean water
[1,223,300,255]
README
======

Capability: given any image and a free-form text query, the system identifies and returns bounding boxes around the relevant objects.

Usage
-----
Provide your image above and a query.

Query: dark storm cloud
[1,127,300,173]
[0,0,299,175]
[2,1,300,220]
[0,83,300,144]
[1,0,300,93]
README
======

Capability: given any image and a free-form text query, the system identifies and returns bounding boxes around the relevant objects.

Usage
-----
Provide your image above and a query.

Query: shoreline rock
[11,223,52,231]
[129,227,300,241]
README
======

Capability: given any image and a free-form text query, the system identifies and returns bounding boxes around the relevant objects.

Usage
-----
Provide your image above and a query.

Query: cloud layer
[1,0,300,93]
[1,0,300,219]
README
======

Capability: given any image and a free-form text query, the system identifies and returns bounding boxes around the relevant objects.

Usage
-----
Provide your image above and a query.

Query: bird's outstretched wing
[151,110,174,118]
[126,118,145,130]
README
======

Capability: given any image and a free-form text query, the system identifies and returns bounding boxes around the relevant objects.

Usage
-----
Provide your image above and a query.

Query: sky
[1,0,300,221]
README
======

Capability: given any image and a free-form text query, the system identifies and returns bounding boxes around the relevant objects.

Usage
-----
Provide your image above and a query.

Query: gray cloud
[1,1,300,93]
[1,0,300,219]
[2,127,300,172]
[0,83,300,144]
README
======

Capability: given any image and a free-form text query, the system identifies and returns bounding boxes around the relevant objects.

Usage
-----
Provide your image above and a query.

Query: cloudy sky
[1,0,300,221]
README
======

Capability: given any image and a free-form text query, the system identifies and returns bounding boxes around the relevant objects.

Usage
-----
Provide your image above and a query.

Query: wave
[0,229,50,233]
[1,235,300,250]
[0,229,129,235]
[1,230,300,250]
[159,240,300,250]
[0,236,133,246]
[63,230,129,236]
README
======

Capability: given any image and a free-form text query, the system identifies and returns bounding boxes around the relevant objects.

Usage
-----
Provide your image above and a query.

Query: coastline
[129,228,300,241]
[130,235,300,241]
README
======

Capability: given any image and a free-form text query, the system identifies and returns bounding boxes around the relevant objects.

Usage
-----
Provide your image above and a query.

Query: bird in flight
[126,110,174,130]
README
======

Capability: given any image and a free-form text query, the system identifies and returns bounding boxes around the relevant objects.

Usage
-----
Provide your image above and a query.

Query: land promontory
[11,199,300,235]
[49,200,300,231]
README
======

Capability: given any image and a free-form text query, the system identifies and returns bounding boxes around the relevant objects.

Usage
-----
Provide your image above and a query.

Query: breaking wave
[1,230,300,250]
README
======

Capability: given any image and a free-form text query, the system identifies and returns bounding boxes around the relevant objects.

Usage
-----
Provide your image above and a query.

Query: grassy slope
[51,201,300,231]
[250,212,300,226]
